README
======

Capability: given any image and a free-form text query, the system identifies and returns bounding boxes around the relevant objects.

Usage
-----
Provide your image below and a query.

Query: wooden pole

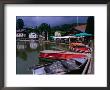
[69,37,70,44]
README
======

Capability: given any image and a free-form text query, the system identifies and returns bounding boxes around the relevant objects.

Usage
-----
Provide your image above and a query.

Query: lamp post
[77,16,79,26]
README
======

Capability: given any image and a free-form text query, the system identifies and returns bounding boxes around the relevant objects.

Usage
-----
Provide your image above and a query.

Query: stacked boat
[31,49,90,75]
[31,42,92,75]
[69,43,91,53]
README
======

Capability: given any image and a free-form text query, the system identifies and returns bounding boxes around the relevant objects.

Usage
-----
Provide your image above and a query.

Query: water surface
[16,41,69,74]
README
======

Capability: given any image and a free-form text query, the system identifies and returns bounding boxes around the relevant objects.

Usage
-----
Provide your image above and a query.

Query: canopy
[53,36,76,39]
[75,33,92,37]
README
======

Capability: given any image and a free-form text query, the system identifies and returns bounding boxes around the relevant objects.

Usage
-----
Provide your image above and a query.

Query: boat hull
[39,53,87,60]
[32,58,88,75]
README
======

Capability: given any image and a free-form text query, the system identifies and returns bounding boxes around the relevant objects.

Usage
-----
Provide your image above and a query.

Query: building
[16,33,26,38]
[54,31,61,37]
[29,32,38,39]
[69,24,87,35]
[16,29,28,40]
[74,24,87,32]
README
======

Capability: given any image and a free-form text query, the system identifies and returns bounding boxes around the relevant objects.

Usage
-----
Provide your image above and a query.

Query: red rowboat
[39,50,87,60]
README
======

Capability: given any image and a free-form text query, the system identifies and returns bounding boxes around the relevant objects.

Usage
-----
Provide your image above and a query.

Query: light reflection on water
[16,41,69,74]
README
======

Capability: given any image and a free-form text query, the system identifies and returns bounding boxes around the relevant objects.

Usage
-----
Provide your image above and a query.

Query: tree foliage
[38,23,51,34]
[16,19,24,30]
[85,16,94,35]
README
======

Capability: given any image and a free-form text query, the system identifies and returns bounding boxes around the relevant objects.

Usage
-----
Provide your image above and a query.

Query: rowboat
[69,43,91,53]
[32,58,88,75]
[69,42,85,47]
[39,50,87,62]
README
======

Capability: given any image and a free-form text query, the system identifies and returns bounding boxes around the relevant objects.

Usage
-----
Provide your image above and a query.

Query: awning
[75,33,92,37]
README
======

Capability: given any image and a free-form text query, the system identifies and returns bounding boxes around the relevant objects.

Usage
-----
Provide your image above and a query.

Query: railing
[82,58,91,74]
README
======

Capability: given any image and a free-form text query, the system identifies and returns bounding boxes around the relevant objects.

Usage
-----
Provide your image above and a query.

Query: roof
[16,29,26,32]
[74,24,87,32]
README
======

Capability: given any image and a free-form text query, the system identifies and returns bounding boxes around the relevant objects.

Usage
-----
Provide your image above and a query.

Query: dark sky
[16,16,89,27]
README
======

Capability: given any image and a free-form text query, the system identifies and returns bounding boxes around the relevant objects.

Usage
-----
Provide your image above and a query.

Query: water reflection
[16,41,39,74]
[16,41,27,49]
[29,41,38,49]
[16,41,69,74]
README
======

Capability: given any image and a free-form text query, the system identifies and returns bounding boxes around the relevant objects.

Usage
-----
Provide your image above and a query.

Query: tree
[38,23,51,40]
[38,23,50,33]
[16,19,24,30]
[85,16,94,35]
[61,24,71,31]
[34,26,39,34]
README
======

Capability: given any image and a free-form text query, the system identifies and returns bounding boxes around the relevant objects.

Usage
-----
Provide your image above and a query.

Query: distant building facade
[29,32,38,39]
[16,33,26,38]
[54,31,61,37]
[16,29,28,40]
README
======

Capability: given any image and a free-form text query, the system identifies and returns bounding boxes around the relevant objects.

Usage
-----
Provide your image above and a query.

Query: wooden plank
[82,58,91,74]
